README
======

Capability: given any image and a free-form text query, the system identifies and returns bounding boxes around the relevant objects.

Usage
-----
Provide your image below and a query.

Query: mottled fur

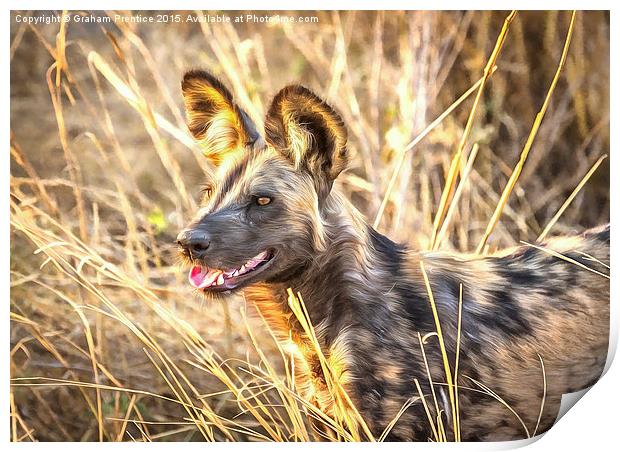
[178,71,610,441]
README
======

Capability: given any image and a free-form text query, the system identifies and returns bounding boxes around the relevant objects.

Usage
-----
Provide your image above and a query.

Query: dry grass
[10,10,609,441]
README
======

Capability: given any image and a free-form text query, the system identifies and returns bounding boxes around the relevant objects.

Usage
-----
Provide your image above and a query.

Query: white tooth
[198,270,219,289]
[240,264,246,274]
[217,274,224,285]
[232,270,238,277]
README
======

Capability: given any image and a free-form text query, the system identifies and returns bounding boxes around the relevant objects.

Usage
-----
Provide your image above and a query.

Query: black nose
[176,229,211,258]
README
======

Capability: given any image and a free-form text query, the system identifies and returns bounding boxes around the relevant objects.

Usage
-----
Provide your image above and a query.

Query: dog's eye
[201,183,214,201]
[256,196,272,206]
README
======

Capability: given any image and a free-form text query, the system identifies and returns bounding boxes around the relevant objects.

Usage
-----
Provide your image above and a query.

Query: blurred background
[10,10,609,441]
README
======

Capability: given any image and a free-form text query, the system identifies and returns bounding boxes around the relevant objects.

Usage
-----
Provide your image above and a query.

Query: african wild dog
[176,70,610,441]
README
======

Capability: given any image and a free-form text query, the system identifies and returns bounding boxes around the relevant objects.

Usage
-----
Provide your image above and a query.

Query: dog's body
[177,70,610,441]
[247,193,609,441]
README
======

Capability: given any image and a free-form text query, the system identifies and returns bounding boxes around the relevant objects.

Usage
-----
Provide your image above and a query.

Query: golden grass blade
[419,261,458,440]
[417,332,442,434]
[429,11,517,248]
[476,11,577,254]
[574,251,610,270]
[145,426,200,441]
[436,412,446,441]
[132,420,152,442]
[54,11,68,88]
[434,143,479,249]
[115,394,138,442]
[464,376,530,438]
[10,392,18,442]
[414,378,439,441]
[532,354,547,437]
[520,241,609,279]
[453,284,463,442]
[378,396,418,442]
[538,154,607,241]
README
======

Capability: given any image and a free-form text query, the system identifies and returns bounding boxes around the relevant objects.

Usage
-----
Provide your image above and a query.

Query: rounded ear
[181,70,259,165]
[264,85,348,196]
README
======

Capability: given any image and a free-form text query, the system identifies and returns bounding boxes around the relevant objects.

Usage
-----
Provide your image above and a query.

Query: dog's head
[177,70,349,295]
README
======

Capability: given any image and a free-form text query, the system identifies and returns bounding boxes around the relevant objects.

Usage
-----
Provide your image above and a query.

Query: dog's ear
[264,85,348,198]
[182,70,259,164]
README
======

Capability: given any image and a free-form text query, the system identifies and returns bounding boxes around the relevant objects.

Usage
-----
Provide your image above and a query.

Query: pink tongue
[188,266,221,289]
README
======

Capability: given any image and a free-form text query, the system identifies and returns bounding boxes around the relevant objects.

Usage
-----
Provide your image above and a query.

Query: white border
[4,3,617,450]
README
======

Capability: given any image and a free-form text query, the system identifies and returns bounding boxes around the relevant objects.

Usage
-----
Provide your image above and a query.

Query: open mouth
[188,250,274,292]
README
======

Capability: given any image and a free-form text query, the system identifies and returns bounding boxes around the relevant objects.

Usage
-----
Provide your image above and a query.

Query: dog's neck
[244,189,396,345]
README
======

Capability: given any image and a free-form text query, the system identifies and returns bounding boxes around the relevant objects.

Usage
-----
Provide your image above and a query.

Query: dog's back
[398,224,610,440]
